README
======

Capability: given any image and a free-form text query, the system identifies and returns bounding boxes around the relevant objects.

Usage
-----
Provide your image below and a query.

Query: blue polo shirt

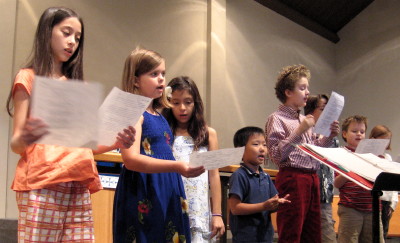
[229,163,278,243]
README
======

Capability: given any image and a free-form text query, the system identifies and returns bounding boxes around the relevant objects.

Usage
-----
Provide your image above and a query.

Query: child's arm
[229,194,290,215]
[266,114,314,163]
[121,116,205,177]
[92,126,136,155]
[207,127,225,238]
[10,87,48,154]
[334,174,348,188]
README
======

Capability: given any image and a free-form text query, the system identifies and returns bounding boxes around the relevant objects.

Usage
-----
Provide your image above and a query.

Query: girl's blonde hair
[121,47,170,110]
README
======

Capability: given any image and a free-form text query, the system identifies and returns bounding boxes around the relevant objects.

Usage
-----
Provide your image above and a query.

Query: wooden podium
[92,153,400,242]
[92,152,277,243]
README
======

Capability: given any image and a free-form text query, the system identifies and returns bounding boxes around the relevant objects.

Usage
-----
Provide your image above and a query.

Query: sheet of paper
[303,144,400,182]
[30,76,103,149]
[314,91,345,137]
[355,153,400,172]
[355,139,390,156]
[301,145,372,190]
[98,87,152,146]
[189,147,245,170]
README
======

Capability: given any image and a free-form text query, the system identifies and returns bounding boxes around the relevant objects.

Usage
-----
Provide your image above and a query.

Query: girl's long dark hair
[163,76,209,151]
[6,7,85,116]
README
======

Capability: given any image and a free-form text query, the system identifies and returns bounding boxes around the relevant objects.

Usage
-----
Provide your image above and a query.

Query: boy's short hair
[304,94,329,115]
[341,115,368,142]
[275,64,311,103]
[233,126,264,147]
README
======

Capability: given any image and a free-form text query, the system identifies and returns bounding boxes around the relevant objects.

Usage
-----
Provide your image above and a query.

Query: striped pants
[16,182,95,242]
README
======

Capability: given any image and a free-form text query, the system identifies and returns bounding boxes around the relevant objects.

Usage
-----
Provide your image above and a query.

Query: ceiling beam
[254,0,340,43]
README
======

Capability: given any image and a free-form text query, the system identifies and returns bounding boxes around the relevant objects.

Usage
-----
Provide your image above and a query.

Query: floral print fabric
[113,112,190,243]
[173,136,215,243]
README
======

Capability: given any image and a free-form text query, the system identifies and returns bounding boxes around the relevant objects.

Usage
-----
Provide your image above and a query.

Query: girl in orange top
[6,7,135,242]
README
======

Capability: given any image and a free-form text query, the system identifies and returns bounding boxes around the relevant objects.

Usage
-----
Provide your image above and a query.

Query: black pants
[381,200,393,239]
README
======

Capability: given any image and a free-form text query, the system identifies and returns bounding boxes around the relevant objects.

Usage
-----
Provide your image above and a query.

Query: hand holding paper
[20,117,49,146]
[314,91,344,137]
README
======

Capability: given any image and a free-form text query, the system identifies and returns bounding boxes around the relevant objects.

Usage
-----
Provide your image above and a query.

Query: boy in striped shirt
[334,115,383,243]
[265,64,339,243]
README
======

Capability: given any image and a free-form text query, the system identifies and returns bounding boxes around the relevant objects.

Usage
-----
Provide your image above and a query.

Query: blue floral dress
[113,111,190,243]
[173,136,214,243]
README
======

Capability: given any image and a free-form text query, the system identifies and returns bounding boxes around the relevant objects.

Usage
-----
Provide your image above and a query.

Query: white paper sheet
[30,76,103,149]
[98,87,152,146]
[355,139,390,156]
[189,147,245,170]
[303,144,400,182]
[314,91,345,137]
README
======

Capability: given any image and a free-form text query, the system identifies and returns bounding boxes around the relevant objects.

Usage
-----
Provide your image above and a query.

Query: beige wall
[1,0,399,218]
[336,0,400,159]
[212,0,336,149]
[0,0,17,218]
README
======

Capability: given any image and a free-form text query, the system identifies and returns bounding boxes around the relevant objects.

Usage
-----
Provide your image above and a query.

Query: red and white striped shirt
[337,147,373,212]
[265,104,333,171]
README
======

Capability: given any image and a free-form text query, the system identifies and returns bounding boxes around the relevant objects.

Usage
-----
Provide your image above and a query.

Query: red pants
[276,167,321,243]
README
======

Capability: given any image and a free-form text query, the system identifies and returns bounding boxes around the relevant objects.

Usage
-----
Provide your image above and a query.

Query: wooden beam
[254,0,340,43]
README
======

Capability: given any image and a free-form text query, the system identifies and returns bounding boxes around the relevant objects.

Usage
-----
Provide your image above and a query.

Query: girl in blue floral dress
[113,48,205,243]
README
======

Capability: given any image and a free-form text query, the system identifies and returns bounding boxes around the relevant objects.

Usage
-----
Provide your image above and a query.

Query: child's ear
[342,130,347,140]
[134,77,140,88]
[284,89,292,98]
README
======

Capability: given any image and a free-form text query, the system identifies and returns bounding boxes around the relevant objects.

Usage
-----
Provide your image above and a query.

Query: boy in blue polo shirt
[229,127,291,243]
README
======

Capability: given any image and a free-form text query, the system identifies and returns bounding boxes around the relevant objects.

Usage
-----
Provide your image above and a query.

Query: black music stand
[371,172,400,243]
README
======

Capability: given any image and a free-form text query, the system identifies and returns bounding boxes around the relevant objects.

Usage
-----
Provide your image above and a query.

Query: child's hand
[263,195,280,211]
[297,115,315,135]
[114,126,136,149]
[177,161,205,178]
[21,118,49,146]
[328,120,340,138]
[210,215,225,239]
[277,194,291,204]
[263,194,291,211]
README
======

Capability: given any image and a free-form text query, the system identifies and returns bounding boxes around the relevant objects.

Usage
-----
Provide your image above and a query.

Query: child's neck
[243,161,260,173]
[146,103,156,115]
[345,145,356,152]
[283,101,301,111]
[51,61,64,79]
[175,126,190,136]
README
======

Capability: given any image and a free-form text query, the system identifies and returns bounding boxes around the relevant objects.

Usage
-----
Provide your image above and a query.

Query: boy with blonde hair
[334,115,384,243]
[265,65,339,243]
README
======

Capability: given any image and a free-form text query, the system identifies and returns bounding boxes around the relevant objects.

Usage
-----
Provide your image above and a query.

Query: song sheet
[98,87,152,146]
[30,76,103,149]
[314,91,345,137]
[355,139,390,156]
[189,147,245,170]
